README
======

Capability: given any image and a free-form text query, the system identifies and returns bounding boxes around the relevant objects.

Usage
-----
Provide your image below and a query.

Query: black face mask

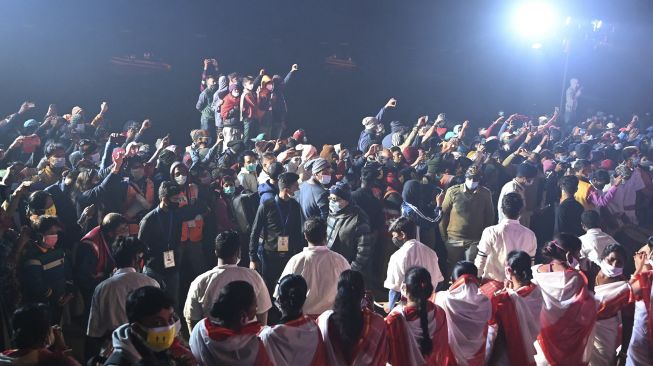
[167,201,180,210]
[392,237,404,248]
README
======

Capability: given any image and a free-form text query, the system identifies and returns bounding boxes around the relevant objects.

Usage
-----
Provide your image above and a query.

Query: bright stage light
[531,42,543,49]
[512,1,558,40]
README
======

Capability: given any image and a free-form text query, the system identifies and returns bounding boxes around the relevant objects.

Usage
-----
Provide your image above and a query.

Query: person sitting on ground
[189,281,271,366]
[385,266,450,366]
[486,251,543,366]
[260,274,326,365]
[434,261,491,366]
[317,270,388,366]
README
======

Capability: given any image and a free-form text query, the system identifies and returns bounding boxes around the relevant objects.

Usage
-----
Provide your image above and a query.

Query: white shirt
[274,246,350,315]
[497,180,526,223]
[237,169,259,193]
[86,268,159,337]
[184,264,272,325]
[579,228,619,265]
[384,239,444,292]
[474,219,537,281]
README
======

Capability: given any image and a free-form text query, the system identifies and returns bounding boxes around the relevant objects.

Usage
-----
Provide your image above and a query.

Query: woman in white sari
[259,274,325,366]
[532,234,597,366]
[486,250,543,366]
[434,261,491,366]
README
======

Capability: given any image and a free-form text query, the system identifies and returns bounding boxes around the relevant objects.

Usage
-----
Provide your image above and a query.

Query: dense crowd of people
[0,59,652,366]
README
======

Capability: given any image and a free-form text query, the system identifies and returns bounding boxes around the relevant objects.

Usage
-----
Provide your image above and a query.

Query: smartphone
[434,187,443,195]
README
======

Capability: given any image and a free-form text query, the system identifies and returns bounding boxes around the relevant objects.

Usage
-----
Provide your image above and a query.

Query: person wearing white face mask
[531,234,597,366]
[326,182,375,288]
[30,144,68,189]
[591,243,632,366]
[169,162,207,314]
[440,165,495,279]
[497,162,537,226]
[296,157,331,221]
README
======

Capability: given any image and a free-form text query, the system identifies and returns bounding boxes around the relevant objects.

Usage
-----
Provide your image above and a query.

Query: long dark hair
[405,267,434,356]
[332,270,365,346]
[277,274,308,323]
[506,250,533,284]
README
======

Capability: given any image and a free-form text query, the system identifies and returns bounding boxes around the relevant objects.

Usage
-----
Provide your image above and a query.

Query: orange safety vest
[123,179,155,235]
[179,183,204,242]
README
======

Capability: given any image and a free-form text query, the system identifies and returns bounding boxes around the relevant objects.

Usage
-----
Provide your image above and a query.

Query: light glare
[512,1,558,39]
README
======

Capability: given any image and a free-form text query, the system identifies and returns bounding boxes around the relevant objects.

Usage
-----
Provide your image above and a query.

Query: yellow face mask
[142,323,175,352]
[44,205,57,217]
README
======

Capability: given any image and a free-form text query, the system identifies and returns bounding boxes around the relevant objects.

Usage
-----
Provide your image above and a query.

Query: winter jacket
[326,205,373,273]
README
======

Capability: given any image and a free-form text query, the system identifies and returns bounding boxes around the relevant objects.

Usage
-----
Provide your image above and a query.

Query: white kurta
[274,246,350,315]
[474,219,537,282]
[184,264,272,326]
[384,239,444,292]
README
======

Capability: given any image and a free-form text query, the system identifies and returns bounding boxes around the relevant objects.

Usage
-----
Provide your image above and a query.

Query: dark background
[1,0,652,147]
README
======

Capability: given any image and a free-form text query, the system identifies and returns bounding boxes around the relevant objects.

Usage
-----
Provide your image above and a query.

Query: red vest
[81,226,114,275]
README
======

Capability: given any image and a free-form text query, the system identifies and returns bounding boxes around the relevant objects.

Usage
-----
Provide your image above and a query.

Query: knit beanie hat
[329,182,351,202]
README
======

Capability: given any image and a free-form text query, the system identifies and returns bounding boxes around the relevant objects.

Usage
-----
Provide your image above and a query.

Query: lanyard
[156,208,174,250]
[274,197,290,236]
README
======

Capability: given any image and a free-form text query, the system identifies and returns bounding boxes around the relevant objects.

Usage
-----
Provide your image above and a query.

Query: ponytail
[332,270,365,347]
[405,267,434,356]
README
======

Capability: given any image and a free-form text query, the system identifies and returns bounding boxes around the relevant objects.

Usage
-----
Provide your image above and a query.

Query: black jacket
[326,205,373,272]
[249,196,303,261]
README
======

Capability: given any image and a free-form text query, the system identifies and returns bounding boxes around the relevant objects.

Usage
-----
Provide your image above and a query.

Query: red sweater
[220,94,240,120]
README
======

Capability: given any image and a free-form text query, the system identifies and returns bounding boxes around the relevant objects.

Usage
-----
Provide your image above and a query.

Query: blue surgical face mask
[223,186,235,195]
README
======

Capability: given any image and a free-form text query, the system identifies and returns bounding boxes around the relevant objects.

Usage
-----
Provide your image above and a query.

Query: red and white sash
[434,275,491,366]
[591,280,630,366]
[259,315,326,366]
[317,308,388,366]
[189,319,272,366]
[488,283,542,366]
[532,266,597,366]
[386,302,450,365]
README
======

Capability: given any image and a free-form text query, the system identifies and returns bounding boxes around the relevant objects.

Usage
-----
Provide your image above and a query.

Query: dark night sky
[1,0,652,147]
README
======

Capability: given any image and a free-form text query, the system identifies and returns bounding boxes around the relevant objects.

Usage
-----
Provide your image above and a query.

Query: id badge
[277,236,289,252]
[163,250,176,268]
